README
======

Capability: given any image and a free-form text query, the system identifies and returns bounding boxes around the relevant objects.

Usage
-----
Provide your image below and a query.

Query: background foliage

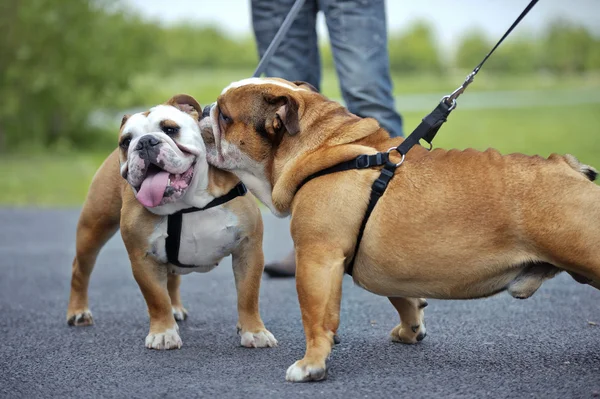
[0,0,599,206]
[1,0,599,153]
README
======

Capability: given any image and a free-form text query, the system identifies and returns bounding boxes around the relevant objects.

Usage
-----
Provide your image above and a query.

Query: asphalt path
[1,209,599,398]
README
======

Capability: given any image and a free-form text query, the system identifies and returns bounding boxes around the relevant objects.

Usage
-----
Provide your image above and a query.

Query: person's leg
[322,0,404,137]
[252,0,320,277]
[251,0,321,88]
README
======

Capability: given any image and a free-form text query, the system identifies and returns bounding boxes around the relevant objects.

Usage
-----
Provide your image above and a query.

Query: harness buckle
[372,167,395,195]
[355,154,370,168]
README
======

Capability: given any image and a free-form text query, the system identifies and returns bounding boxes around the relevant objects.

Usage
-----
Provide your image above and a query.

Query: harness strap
[346,160,398,276]
[397,100,453,156]
[298,152,392,275]
[298,152,390,191]
[165,182,247,268]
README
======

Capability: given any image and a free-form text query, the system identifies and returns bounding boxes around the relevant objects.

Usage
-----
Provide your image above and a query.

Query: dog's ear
[293,81,319,93]
[120,114,130,129]
[166,94,202,121]
[265,94,300,136]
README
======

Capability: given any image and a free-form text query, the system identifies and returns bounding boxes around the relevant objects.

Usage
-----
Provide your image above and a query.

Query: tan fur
[211,79,600,381]
[67,98,272,350]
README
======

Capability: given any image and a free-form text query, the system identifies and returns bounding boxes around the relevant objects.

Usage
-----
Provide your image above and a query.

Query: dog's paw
[172,306,188,321]
[145,327,182,350]
[240,329,278,348]
[390,322,427,344]
[67,310,94,327]
[286,359,327,382]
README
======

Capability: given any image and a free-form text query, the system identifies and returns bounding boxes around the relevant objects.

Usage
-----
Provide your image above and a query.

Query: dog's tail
[564,154,597,182]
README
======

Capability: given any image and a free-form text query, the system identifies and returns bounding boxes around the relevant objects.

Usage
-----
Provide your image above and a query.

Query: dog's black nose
[202,103,214,119]
[136,135,160,151]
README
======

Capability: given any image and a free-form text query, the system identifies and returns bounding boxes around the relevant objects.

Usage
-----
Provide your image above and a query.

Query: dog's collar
[165,182,247,268]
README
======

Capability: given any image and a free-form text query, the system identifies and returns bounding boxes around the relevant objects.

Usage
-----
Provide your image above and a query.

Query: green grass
[0,152,108,207]
[1,71,599,207]
[127,69,600,107]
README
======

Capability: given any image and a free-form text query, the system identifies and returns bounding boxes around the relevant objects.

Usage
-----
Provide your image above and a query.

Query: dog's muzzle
[136,135,161,160]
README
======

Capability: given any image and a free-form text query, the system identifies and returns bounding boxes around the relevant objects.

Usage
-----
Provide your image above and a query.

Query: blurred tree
[1,2,598,152]
[455,30,490,70]
[485,39,540,74]
[541,19,596,73]
[388,21,442,74]
[0,0,159,151]
[158,24,257,70]
[586,39,600,71]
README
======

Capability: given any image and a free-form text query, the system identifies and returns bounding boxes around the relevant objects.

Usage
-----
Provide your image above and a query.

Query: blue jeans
[252,0,404,137]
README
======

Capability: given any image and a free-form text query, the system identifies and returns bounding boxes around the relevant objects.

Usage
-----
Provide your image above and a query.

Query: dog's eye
[220,112,232,124]
[120,137,131,149]
[162,126,179,136]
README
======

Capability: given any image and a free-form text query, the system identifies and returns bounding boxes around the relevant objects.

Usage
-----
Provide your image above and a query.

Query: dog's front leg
[286,245,345,382]
[129,254,181,350]
[388,297,427,344]
[232,227,277,348]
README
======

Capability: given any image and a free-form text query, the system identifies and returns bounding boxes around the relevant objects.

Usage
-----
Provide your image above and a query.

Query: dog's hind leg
[388,297,428,344]
[67,151,122,326]
[167,274,188,321]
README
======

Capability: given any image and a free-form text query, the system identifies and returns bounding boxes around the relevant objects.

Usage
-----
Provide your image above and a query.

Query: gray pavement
[1,208,599,398]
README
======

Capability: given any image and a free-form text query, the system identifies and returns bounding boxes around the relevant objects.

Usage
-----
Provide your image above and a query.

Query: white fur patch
[235,167,287,218]
[221,78,301,95]
[285,360,327,382]
[240,330,278,348]
[148,206,242,274]
[68,310,94,326]
[145,327,182,350]
[172,307,187,321]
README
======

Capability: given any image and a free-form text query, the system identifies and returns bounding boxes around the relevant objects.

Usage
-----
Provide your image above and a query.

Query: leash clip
[443,70,477,110]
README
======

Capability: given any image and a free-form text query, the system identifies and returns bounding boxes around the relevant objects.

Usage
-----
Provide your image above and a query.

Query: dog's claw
[67,310,94,327]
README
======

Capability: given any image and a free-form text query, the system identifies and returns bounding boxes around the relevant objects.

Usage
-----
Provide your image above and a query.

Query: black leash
[400,0,539,157]
[253,0,306,77]
[165,182,247,268]
[299,0,539,276]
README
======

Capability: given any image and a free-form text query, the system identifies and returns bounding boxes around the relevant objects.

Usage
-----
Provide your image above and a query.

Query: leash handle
[252,0,306,78]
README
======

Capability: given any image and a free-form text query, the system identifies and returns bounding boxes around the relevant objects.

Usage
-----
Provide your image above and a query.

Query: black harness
[297,0,538,276]
[298,100,453,276]
[165,182,247,268]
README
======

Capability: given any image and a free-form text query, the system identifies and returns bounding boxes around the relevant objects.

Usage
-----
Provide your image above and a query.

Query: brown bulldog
[67,94,277,350]
[200,77,600,382]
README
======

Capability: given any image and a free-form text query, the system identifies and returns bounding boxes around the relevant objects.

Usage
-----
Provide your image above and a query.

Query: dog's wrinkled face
[119,95,206,210]
[200,78,313,216]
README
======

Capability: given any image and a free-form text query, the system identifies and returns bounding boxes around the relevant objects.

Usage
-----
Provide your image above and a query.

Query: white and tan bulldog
[67,94,277,350]
[201,77,600,382]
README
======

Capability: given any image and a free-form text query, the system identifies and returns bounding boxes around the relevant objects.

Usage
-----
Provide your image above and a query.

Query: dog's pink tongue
[136,170,169,207]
